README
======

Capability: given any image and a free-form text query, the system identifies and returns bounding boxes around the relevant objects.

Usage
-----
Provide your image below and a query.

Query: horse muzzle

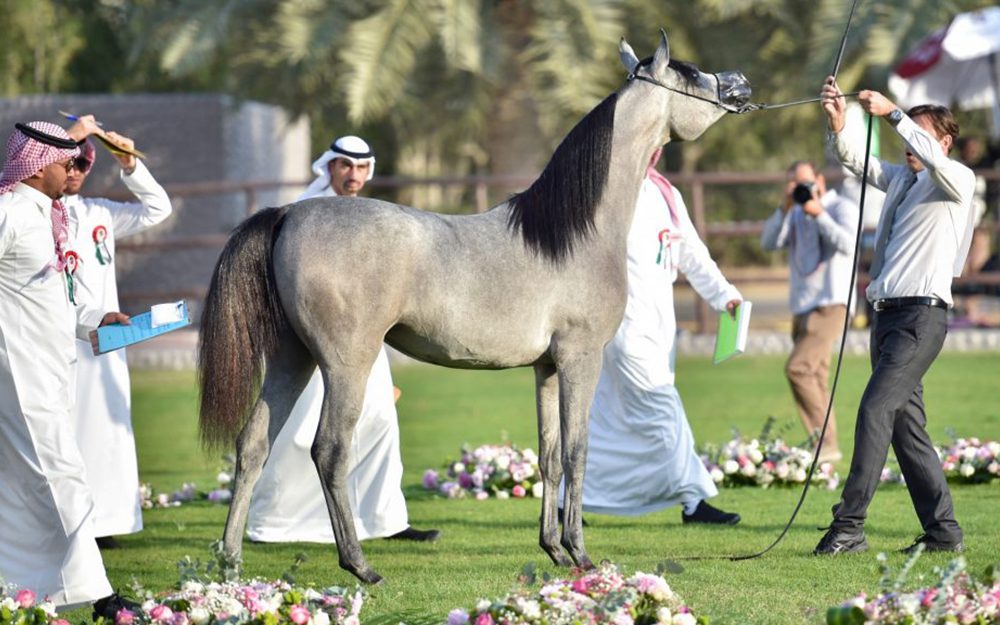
[716,71,752,113]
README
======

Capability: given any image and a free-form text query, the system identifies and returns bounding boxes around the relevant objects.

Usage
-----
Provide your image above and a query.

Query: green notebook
[713,301,752,364]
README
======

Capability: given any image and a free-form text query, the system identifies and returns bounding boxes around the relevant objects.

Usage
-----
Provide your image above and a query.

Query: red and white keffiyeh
[0,121,80,194]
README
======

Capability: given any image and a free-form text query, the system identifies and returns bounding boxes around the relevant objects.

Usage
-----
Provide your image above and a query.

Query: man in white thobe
[247,136,439,543]
[63,118,172,547]
[578,149,742,524]
[0,121,127,609]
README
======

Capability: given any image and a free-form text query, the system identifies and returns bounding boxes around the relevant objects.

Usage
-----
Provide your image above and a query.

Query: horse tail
[198,205,291,450]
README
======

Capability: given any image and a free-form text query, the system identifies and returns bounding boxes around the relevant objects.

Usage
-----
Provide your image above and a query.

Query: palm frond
[339,0,436,123]
[433,0,483,73]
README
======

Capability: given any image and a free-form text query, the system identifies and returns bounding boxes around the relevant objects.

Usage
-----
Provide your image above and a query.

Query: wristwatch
[887,108,904,126]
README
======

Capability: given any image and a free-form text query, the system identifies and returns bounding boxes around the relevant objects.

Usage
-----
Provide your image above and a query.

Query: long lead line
[666,0,867,563]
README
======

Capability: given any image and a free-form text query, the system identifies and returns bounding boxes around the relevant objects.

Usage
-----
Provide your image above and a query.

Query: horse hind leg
[312,363,383,584]
[534,362,573,567]
[222,331,314,565]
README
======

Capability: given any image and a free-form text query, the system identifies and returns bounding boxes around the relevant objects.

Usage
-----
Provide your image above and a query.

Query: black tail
[198,206,290,450]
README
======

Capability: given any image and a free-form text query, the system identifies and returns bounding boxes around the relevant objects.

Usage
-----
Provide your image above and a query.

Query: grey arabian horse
[198,31,750,583]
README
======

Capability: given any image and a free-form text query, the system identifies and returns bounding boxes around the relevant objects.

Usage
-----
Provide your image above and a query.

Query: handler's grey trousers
[831,304,963,543]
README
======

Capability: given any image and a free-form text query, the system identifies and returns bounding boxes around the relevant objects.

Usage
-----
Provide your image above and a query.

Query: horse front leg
[534,362,571,566]
[312,367,382,584]
[557,352,602,570]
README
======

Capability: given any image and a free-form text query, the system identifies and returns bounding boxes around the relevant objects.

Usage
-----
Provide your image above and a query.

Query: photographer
[761,160,858,464]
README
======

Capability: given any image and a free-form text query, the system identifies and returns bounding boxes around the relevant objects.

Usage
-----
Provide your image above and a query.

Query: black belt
[872,296,948,312]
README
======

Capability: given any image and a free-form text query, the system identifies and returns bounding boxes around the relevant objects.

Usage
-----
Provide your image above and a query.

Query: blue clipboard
[96,301,191,354]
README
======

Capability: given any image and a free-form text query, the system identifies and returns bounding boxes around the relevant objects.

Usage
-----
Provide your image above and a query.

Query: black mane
[507,93,618,263]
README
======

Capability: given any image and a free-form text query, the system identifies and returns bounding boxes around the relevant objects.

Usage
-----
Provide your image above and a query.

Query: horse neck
[593,113,667,254]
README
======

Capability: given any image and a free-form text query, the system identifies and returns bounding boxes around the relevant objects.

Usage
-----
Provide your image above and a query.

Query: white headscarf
[300,135,375,199]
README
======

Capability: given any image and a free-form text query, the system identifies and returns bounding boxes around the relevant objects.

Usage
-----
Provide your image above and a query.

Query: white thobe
[0,183,112,607]
[246,186,408,542]
[66,161,172,537]
[580,178,741,515]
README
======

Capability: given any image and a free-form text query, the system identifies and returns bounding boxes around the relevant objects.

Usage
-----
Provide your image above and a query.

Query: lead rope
[670,0,872,562]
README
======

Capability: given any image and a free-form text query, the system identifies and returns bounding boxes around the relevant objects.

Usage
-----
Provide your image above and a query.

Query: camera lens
[792,183,814,204]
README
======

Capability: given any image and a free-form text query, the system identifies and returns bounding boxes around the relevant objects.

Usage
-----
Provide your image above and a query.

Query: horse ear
[619,37,640,74]
[652,28,671,72]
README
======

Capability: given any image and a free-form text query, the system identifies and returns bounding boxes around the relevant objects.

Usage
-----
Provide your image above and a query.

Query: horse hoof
[573,554,596,570]
[544,548,574,567]
[355,568,383,585]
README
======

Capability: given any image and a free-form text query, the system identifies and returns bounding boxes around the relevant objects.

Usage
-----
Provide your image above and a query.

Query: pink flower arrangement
[1,583,58,625]
[140,456,236,509]
[424,443,543,500]
[700,436,839,490]
[880,437,1000,486]
[831,552,1000,624]
[449,563,704,625]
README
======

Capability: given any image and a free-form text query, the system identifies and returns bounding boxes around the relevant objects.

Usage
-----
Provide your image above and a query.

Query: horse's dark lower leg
[557,354,602,570]
[312,367,382,584]
[223,334,313,565]
[534,363,572,566]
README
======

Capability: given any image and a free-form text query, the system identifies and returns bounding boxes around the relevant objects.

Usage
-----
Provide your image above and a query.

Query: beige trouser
[786,304,847,453]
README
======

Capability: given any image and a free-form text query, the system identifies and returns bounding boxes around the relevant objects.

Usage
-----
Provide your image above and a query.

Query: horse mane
[507,92,618,263]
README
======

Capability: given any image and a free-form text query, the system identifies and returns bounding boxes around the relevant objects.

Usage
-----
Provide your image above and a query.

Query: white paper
[150,301,186,328]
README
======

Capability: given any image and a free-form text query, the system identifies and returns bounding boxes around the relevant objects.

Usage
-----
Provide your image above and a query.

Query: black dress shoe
[387,526,441,542]
[900,533,965,554]
[92,593,140,622]
[681,501,741,525]
[813,527,868,555]
[96,536,121,550]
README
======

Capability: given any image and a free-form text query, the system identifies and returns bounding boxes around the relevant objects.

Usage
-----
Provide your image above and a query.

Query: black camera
[792,182,815,205]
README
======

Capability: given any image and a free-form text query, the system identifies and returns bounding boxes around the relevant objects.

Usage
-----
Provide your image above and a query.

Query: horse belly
[385,322,550,370]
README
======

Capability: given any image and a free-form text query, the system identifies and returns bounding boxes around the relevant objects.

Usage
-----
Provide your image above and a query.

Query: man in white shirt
[0,121,128,610]
[814,77,975,556]
[575,148,742,525]
[761,161,858,463]
[247,136,439,543]
[62,116,173,549]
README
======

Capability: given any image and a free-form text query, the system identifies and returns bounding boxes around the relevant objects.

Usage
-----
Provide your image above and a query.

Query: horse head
[620,30,751,141]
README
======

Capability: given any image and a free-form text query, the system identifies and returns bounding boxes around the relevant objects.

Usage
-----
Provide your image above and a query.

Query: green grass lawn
[102,352,1000,625]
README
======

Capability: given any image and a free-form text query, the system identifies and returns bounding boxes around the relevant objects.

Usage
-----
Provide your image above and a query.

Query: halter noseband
[627,71,757,114]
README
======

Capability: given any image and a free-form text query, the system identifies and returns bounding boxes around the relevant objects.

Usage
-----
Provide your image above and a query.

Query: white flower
[522,448,538,464]
[452,462,466,474]
[709,467,724,483]
[740,463,757,477]
[1,598,16,611]
[531,482,544,498]
[959,463,975,477]
[758,472,774,485]
[217,471,232,485]
[343,616,360,625]
[988,461,1000,475]
[495,490,510,499]
[723,460,740,475]
[656,607,672,624]
[181,581,205,594]
[495,454,511,470]
[476,599,491,612]
[38,601,57,617]
[792,468,807,482]
[672,613,697,625]
[748,449,764,464]
[188,607,211,625]
[775,463,790,479]
[962,447,978,461]
[312,610,331,625]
